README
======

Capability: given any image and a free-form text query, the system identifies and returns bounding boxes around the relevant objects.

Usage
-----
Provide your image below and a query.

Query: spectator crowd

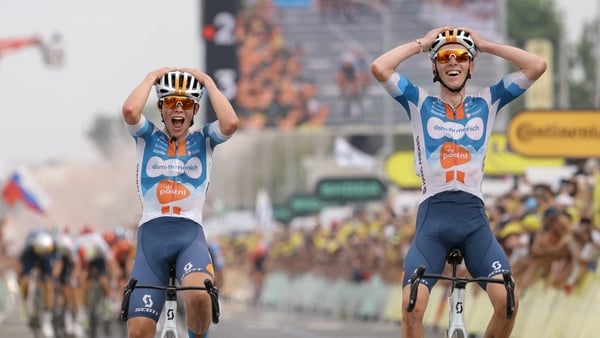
[214,159,599,305]
[234,0,329,130]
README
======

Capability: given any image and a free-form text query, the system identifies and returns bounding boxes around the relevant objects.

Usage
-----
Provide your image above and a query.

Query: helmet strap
[189,104,199,127]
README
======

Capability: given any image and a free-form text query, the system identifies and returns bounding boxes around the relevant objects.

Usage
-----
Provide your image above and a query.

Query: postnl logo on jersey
[440,142,471,168]
[157,180,190,203]
[440,143,472,183]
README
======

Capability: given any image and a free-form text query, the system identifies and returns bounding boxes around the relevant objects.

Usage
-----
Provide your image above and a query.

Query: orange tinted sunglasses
[161,96,196,109]
[435,49,472,64]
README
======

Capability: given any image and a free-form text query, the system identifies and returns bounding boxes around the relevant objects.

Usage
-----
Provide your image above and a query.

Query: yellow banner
[508,110,600,157]
[525,39,553,110]
[384,151,421,189]
[595,174,600,228]
[485,134,564,175]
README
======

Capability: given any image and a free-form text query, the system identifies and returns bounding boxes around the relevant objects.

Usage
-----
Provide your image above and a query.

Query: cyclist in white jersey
[371,27,546,338]
[122,68,239,338]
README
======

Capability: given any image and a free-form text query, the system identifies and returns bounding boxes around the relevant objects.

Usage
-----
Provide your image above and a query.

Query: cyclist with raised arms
[371,27,546,338]
[122,68,239,338]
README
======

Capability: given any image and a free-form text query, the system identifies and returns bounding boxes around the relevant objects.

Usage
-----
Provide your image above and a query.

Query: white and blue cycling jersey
[382,71,534,202]
[382,71,535,287]
[125,115,231,226]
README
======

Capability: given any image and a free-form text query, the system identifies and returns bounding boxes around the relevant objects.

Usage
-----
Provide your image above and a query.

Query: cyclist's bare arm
[181,68,239,136]
[466,27,546,81]
[122,67,174,125]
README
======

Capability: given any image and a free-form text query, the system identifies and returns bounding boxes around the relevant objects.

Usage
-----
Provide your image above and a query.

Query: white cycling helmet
[55,235,75,256]
[155,71,203,101]
[429,29,477,61]
[32,232,55,255]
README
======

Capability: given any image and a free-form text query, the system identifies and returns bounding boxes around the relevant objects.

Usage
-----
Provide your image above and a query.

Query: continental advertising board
[508,111,600,158]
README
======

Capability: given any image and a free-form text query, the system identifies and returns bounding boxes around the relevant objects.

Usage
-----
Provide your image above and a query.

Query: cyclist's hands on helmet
[420,26,455,51]
[181,68,215,90]
[151,67,175,83]
[457,27,485,54]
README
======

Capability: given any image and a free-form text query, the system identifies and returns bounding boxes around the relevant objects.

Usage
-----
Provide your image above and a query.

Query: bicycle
[407,249,516,338]
[85,265,113,338]
[120,263,220,338]
[51,281,68,338]
[24,268,44,338]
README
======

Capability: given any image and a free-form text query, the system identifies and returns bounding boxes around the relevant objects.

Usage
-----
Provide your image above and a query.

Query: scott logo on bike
[167,308,175,320]
[455,301,463,314]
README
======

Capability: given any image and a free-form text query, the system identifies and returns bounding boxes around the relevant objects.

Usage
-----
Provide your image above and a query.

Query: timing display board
[202,0,240,122]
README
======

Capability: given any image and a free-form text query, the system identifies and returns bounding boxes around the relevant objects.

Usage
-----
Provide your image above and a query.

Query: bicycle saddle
[447,249,464,266]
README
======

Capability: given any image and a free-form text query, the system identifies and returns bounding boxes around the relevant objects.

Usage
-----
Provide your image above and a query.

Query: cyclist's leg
[127,221,174,338]
[78,263,90,307]
[177,222,214,338]
[462,204,517,338]
[127,317,158,338]
[401,197,449,338]
[485,281,518,338]
[38,256,56,338]
[126,275,163,337]
[61,282,76,334]
[17,253,32,310]
[401,282,430,338]
[96,257,110,295]
[181,271,213,338]
[59,257,83,335]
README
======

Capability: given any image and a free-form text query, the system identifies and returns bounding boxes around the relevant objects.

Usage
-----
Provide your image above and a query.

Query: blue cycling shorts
[402,191,511,291]
[127,217,213,321]
[19,248,53,280]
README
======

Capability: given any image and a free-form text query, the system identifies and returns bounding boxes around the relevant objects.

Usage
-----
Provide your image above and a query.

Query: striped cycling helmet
[155,71,203,101]
[429,29,477,61]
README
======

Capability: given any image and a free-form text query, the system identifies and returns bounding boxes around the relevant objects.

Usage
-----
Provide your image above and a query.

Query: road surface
[0,298,444,338]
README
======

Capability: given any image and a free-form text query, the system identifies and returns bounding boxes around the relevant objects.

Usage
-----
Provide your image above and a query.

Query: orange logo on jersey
[440,142,471,183]
[156,180,190,204]
[440,142,471,168]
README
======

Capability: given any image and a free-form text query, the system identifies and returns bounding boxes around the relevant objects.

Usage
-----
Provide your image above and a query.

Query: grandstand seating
[274,1,503,125]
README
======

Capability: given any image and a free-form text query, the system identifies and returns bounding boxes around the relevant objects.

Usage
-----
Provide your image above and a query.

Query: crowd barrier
[0,269,18,323]
[4,266,597,336]
[258,269,600,337]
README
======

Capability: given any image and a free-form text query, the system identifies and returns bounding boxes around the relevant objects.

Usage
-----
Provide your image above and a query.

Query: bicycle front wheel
[87,282,105,338]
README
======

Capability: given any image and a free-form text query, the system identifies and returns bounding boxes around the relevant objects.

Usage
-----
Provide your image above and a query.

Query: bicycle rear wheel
[52,285,69,338]
[52,308,67,338]
[27,285,44,338]
[87,281,104,338]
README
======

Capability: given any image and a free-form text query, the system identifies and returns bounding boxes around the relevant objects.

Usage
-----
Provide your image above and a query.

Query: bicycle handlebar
[120,278,220,324]
[407,265,515,319]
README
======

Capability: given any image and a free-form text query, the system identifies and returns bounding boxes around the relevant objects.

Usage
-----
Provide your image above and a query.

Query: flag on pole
[1,169,47,215]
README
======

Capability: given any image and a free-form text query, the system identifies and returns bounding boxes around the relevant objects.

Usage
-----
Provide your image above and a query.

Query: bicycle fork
[447,281,467,338]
